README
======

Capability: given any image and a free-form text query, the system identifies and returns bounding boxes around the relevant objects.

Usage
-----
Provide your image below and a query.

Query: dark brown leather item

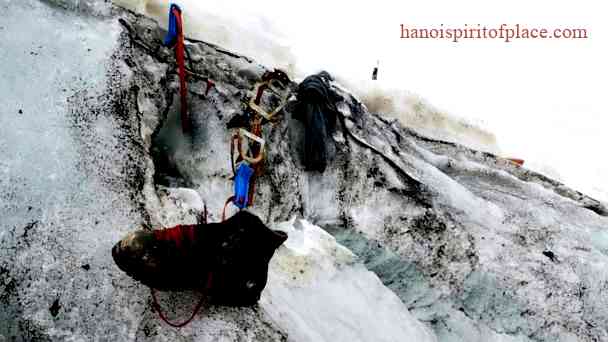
[112,211,287,306]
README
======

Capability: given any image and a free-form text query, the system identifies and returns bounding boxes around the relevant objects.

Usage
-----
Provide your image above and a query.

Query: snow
[155,187,206,226]
[261,218,438,342]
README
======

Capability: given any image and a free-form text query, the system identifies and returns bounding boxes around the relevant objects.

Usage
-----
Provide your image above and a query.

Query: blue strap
[163,4,182,47]
[233,162,254,209]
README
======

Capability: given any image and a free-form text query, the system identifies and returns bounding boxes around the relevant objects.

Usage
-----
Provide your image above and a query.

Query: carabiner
[248,70,293,122]
[231,128,265,168]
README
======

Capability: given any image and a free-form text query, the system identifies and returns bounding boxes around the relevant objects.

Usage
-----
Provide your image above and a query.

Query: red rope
[150,220,211,328]
[254,83,267,105]
[247,119,263,206]
[150,195,243,327]
[222,196,235,222]
[150,273,213,328]
[173,7,189,133]
[205,79,215,96]
[245,83,268,207]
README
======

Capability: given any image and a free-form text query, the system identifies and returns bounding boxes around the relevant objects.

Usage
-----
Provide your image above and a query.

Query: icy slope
[0,2,283,340]
[149,187,437,341]
[2,2,608,342]
[0,3,437,341]
[120,9,607,341]
[114,12,607,342]
[137,188,437,342]
[262,218,436,342]
[0,1,144,340]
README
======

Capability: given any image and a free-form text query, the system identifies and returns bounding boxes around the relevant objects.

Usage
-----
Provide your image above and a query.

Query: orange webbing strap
[506,158,524,167]
[150,272,213,328]
[247,119,264,206]
[173,7,189,133]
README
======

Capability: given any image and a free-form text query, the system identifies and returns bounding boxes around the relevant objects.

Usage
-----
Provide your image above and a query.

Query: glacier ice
[261,218,438,342]
[2,3,608,341]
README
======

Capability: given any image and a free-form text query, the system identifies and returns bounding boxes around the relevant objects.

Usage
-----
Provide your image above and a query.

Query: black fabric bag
[112,211,288,306]
[293,72,339,173]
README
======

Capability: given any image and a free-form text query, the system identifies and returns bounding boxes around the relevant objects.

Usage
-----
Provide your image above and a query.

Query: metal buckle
[248,76,293,122]
[237,128,265,165]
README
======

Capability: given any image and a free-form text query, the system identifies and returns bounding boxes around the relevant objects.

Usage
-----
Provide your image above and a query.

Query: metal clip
[248,72,293,122]
[237,128,265,165]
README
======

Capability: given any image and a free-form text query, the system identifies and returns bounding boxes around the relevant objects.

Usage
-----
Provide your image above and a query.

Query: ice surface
[261,218,438,342]
[0,1,145,339]
[42,0,112,16]
[0,3,288,340]
[3,3,608,341]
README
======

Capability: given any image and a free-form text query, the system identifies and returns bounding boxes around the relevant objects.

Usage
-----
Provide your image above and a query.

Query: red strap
[222,196,235,222]
[247,121,263,206]
[153,225,197,250]
[254,83,267,105]
[173,8,189,133]
[151,272,213,328]
[205,79,215,96]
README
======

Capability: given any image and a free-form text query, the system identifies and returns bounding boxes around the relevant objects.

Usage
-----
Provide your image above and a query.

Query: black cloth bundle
[294,72,340,172]
[112,211,287,306]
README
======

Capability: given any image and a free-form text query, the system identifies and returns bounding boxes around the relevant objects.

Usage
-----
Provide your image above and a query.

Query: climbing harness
[249,69,293,122]
[163,4,189,133]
